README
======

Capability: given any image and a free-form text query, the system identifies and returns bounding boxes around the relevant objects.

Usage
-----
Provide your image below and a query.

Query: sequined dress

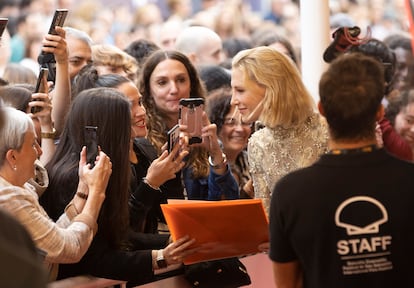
[248,112,329,214]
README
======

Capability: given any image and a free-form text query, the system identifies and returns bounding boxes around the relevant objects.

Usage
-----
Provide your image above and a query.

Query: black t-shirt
[269,149,414,287]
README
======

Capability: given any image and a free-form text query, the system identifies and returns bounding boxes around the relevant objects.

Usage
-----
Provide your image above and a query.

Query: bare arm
[42,26,71,136]
[28,89,55,165]
[272,260,303,288]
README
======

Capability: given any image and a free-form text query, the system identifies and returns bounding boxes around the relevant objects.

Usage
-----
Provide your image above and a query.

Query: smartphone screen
[167,124,180,153]
[31,68,49,114]
[179,98,204,145]
[0,18,8,39]
[84,126,99,168]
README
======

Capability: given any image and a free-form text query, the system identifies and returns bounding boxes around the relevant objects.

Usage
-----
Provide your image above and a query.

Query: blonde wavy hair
[232,46,315,129]
[92,44,138,81]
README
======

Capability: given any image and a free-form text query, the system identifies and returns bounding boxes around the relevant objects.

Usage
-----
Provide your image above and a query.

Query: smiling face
[218,106,251,157]
[231,67,266,124]
[394,102,414,149]
[149,59,191,122]
[117,81,147,138]
[15,129,42,186]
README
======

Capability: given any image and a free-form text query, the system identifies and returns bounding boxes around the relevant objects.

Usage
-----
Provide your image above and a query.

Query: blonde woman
[231,46,329,213]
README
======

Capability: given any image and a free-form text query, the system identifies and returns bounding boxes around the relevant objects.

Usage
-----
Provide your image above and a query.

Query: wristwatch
[156,249,168,269]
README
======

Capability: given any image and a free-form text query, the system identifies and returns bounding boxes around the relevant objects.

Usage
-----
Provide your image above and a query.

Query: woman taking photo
[0,106,112,280]
[41,87,196,286]
[140,50,239,200]
[70,64,188,234]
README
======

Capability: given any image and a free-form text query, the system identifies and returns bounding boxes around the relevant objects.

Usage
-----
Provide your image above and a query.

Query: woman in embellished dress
[231,46,329,213]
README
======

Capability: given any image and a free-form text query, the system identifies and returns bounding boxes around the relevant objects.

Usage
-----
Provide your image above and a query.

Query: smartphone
[47,9,68,36]
[38,9,68,82]
[31,68,49,114]
[167,124,180,153]
[0,18,8,38]
[84,126,99,168]
[179,98,204,145]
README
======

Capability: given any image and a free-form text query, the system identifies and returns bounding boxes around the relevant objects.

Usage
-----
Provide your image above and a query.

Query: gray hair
[64,27,94,46]
[0,107,34,166]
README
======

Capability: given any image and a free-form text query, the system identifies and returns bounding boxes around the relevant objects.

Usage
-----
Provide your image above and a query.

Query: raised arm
[41,26,71,136]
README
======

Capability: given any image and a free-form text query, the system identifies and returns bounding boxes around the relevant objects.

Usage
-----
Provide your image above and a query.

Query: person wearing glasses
[207,92,253,198]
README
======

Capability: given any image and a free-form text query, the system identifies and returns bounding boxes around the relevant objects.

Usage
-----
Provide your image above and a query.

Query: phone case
[167,124,180,153]
[179,98,204,145]
[31,68,49,114]
[38,9,68,66]
[47,9,68,35]
[84,126,99,168]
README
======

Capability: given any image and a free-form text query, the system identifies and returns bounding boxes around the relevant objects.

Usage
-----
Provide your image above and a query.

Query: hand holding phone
[167,124,180,153]
[179,98,204,145]
[84,126,99,168]
[38,9,68,83]
[31,68,49,114]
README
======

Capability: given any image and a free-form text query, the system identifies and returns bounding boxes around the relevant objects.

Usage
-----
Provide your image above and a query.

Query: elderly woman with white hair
[0,107,112,280]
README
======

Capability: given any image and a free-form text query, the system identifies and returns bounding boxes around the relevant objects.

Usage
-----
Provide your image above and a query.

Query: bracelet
[143,177,160,190]
[208,152,227,169]
[76,191,88,200]
[41,127,56,139]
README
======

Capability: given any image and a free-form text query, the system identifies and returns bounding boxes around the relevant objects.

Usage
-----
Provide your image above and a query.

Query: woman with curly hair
[139,50,238,200]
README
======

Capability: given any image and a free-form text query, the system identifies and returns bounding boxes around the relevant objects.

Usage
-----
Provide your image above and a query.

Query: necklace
[328,144,378,155]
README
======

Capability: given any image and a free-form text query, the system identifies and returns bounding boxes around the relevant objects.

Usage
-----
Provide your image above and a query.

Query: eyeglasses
[223,117,251,127]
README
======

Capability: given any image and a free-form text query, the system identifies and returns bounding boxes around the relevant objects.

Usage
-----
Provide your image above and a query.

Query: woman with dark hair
[71,64,187,234]
[41,85,195,285]
[139,50,239,200]
[206,92,253,198]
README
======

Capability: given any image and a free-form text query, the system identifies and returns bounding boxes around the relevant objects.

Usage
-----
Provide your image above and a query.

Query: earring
[13,165,17,171]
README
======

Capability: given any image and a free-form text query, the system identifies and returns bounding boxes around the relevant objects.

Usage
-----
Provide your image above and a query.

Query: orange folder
[161,199,269,265]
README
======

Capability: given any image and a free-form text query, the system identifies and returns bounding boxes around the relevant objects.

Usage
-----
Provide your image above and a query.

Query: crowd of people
[1,0,414,287]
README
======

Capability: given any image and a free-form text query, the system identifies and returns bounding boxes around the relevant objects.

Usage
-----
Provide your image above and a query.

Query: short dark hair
[319,53,384,141]
[206,92,232,133]
[124,39,160,68]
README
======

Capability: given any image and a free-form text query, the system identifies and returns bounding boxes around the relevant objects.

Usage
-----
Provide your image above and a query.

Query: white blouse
[0,175,96,279]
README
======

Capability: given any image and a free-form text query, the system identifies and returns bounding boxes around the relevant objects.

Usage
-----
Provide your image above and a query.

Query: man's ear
[376,104,385,121]
[317,101,325,116]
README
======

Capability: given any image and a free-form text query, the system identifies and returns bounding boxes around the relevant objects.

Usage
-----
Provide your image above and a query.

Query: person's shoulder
[249,126,272,143]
